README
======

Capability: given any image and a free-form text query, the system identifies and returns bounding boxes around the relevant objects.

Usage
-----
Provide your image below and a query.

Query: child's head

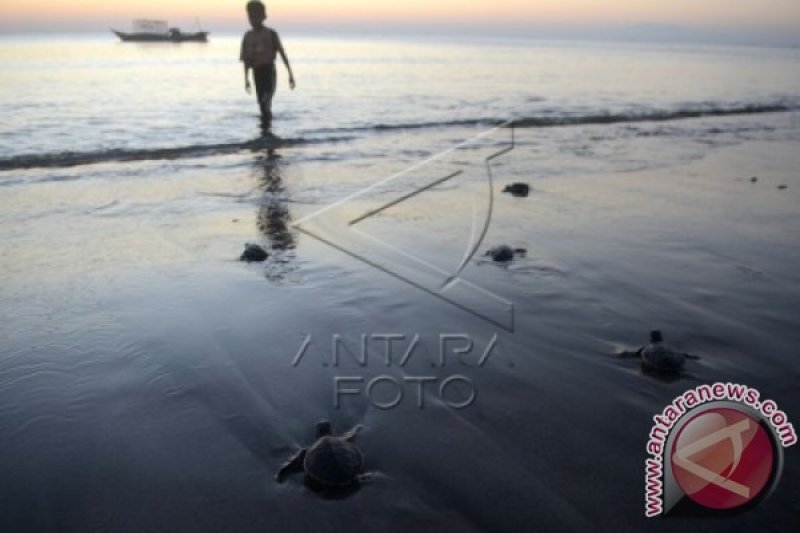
[246,1,266,28]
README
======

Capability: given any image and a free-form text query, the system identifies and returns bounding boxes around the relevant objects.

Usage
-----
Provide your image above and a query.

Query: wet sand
[1,133,799,532]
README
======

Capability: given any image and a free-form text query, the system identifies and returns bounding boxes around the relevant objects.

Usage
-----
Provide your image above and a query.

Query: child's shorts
[253,64,277,117]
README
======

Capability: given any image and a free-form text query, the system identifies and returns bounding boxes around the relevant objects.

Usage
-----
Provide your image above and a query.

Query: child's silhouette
[240,1,295,125]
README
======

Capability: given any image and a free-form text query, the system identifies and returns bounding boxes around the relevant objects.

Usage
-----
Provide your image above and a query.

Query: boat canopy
[132,19,169,33]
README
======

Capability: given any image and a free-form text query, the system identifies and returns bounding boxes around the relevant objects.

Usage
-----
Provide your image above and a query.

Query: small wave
[1,101,795,172]
[0,135,351,172]
[305,118,504,135]
[511,102,798,128]
[299,102,798,136]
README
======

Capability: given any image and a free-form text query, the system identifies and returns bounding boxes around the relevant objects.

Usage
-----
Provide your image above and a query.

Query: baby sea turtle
[502,182,530,197]
[276,420,367,491]
[639,330,685,373]
[621,330,696,374]
[485,245,527,263]
[240,243,269,262]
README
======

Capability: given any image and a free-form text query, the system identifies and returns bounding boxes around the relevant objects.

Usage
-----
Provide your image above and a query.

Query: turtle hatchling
[485,245,527,263]
[240,243,269,262]
[635,330,688,374]
[502,182,530,197]
[276,420,368,492]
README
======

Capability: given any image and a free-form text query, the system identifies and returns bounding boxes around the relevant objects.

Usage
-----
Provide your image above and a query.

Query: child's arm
[244,64,252,93]
[240,34,252,93]
[275,32,295,90]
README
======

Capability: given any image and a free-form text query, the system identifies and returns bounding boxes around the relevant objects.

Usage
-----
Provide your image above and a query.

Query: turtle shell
[240,243,268,262]
[487,245,515,262]
[303,436,364,486]
[641,344,685,373]
[503,183,530,197]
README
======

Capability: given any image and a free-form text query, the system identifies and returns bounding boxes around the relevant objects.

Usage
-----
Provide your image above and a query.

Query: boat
[112,19,208,43]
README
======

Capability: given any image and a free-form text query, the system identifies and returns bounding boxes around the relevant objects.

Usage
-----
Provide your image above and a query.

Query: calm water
[1,33,799,171]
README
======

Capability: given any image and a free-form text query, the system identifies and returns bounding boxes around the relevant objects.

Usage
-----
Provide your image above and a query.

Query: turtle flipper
[276,448,306,483]
[342,425,363,443]
[618,347,643,359]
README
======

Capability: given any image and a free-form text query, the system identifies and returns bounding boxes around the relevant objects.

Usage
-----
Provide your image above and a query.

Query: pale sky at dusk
[2,0,799,44]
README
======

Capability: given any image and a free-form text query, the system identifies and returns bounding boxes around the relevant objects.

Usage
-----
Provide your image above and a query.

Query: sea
[1,33,799,176]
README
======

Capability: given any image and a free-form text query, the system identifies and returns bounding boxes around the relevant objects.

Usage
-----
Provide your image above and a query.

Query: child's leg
[253,65,276,121]
[267,64,277,116]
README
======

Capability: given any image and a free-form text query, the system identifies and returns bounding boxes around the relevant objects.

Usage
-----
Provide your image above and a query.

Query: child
[240,1,295,124]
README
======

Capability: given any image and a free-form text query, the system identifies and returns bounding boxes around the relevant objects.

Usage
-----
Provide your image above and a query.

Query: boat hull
[112,30,208,43]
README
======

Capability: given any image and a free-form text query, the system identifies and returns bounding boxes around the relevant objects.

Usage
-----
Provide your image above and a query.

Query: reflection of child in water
[240,1,295,123]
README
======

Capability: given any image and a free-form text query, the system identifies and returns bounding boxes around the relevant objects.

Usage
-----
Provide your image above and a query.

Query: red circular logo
[671,407,774,510]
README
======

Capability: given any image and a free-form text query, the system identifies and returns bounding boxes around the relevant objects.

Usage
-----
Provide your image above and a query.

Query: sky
[1,0,799,44]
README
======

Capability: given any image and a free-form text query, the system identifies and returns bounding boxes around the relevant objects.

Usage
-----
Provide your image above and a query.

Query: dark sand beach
[1,120,799,531]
